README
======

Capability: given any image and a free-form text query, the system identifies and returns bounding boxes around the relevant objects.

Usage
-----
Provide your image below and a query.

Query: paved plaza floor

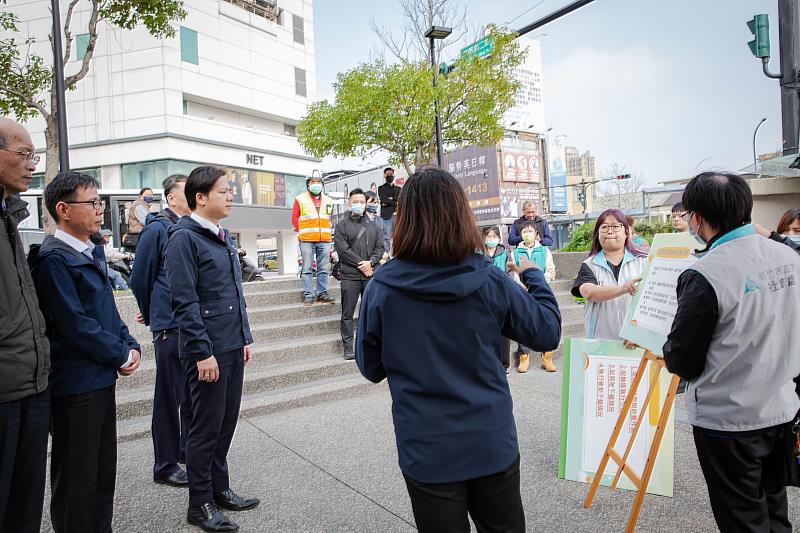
[41,364,800,532]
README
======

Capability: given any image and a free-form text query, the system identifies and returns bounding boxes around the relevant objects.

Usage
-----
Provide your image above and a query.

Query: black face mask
[385,176,394,183]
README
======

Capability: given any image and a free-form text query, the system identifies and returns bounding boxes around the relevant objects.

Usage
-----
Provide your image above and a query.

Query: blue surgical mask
[688,217,706,247]
[351,203,365,215]
[485,239,499,248]
[366,204,378,214]
[143,195,154,203]
[308,183,323,195]
[786,235,800,245]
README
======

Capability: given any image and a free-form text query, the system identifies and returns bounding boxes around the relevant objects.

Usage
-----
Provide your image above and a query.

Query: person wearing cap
[98,229,131,290]
[292,175,335,306]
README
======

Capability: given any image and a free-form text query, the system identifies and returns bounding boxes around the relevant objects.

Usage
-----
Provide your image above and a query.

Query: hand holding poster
[619,233,699,355]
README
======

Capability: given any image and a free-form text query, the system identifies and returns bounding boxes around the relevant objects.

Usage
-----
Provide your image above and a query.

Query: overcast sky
[312,0,783,184]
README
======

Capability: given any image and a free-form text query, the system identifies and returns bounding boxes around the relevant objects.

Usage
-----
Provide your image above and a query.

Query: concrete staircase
[112,272,583,442]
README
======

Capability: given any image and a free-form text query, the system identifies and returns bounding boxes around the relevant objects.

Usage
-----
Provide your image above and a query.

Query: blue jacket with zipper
[129,209,180,334]
[164,216,253,360]
[356,254,562,483]
[29,235,140,396]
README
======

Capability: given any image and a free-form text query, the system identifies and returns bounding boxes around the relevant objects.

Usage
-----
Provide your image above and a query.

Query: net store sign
[246,154,264,166]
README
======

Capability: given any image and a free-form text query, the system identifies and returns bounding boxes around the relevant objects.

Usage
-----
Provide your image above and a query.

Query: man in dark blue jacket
[507,200,553,247]
[30,171,141,533]
[164,166,256,533]
[129,174,191,488]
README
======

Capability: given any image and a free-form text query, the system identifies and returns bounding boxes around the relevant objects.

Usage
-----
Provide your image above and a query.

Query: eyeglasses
[1,148,41,165]
[681,212,692,223]
[65,200,105,211]
[599,224,624,234]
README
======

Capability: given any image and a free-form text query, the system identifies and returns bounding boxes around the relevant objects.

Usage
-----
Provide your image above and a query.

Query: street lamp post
[51,0,70,171]
[752,117,767,175]
[425,25,451,167]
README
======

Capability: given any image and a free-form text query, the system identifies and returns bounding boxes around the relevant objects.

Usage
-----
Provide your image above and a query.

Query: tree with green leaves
[0,0,185,217]
[297,27,524,175]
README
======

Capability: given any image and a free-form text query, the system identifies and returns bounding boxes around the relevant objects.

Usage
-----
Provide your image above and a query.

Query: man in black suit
[377,167,401,239]
[165,166,257,533]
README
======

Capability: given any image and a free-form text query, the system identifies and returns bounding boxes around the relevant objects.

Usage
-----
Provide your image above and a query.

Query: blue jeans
[107,268,128,290]
[383,215,395,239]
[300,241,330,299]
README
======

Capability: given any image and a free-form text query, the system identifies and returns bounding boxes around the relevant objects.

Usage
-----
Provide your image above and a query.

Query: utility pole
[51,0,70,171]
[748,3,800,156]
[778,0,799,155]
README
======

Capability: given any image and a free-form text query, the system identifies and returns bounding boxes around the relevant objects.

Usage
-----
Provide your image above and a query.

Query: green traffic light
[747,14,770,59]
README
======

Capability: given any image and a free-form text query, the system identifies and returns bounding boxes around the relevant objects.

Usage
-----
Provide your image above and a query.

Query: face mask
[522,233,536,244]
[366,204,378,214]
[308,183,323,195]
[485,239,499,248]
[143,195,154,203]
[385,176,394,183]
[351,203,365,215]
[785,235,800,245]
[688,216,706,247]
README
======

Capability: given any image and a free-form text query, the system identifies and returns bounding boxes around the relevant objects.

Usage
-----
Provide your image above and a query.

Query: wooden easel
[583,349,681,533]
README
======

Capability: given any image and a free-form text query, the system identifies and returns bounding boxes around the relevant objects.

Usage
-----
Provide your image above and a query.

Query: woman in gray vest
[570,209,646,340]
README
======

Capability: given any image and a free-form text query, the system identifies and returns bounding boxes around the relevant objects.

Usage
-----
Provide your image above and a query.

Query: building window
[76,33,89,61]
[294,67,307,97]
[182,99,188,115]
[292,14,304,45]
[122,160,197,190]
[284,124,296,136]
[180,27,199,65]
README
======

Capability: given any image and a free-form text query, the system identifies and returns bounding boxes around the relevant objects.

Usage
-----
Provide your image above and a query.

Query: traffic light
[616,174,631,180]
[747,14,770,59]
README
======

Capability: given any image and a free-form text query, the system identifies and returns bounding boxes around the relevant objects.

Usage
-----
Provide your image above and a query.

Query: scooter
[239,249,269,282]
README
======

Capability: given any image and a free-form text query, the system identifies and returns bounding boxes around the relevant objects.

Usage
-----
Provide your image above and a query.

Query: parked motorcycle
[239,249,269,282]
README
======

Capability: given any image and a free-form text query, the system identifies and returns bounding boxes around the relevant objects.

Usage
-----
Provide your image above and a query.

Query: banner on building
[558,338,675,497]
[499,185,540,219]
[443,145,501,222]
[619,233,699,355]
[546,135,568,213]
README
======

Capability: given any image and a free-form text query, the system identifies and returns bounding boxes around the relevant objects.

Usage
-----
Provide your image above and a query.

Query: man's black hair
[383,167,394,174]
[185,166,226,210]
[349,187,366,199]
[138,187,153,196]
[671,202,685,213]
[44,171,99,221]
[682,172,752,233]
[162,174,188,197]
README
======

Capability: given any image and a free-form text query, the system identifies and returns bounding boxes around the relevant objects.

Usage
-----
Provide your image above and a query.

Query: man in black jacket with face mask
[377,167,401,238]
[334,188,384,360]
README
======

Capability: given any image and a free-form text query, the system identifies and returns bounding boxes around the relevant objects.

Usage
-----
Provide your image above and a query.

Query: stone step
[115,356,361,422]
[117,375,376,443]
[242,277,340,294]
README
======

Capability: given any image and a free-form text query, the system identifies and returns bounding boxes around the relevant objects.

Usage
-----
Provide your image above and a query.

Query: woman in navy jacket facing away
[355,168,562,533]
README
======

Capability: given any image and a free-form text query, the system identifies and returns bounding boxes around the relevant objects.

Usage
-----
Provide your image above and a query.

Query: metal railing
[222,0,279,21]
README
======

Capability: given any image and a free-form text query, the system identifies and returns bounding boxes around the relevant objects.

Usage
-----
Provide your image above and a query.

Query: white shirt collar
[190,212,221,235]
[54,228,93,255]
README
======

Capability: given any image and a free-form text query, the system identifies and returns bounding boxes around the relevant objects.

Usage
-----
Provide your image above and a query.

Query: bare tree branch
[65,0,100,89]
[62,0,81,64]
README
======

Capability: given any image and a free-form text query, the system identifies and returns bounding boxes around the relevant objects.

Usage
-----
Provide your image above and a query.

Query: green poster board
[558,338,675,497]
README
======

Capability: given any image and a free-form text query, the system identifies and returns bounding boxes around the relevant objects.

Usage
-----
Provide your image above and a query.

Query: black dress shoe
[187,503,239,532]
[154,468,189,487]
[213,489,260,511]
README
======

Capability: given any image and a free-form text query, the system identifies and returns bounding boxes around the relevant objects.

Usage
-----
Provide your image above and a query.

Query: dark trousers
[152,329,191,477]
[403,455,525,533]
[183,349,244,507]
[500,337,511,369]
[51,386,117,533]
[693,424,791,533]
[340,279,369,353]
[0,389,50,533]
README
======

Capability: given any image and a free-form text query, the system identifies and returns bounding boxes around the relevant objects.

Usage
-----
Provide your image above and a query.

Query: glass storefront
[122,160,197,190]
[30,167,101,190]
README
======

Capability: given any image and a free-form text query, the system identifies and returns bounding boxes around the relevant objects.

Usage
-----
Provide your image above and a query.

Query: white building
[5,0,318,272]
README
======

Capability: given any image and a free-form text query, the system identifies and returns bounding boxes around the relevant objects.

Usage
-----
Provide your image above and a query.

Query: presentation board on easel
[558,338,675,497]
[619,232,698,355]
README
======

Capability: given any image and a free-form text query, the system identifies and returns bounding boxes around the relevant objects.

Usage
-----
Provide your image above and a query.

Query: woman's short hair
[518,221,538,233]
[482,226,500,237]
[776,208,800,235]
[391,167,483,263]
[365,191,378,202]
[185,166,227,210]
